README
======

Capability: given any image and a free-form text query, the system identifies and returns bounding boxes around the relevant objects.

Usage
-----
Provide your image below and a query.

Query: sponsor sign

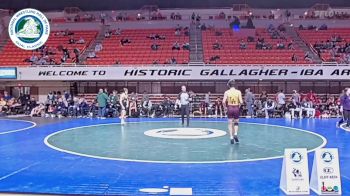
[16,66,350,81]
[280,148,310,195]
[310,148,342,195]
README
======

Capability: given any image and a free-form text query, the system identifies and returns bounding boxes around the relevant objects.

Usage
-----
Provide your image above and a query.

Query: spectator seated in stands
[218,12,226,19]
[175,24,182,31]
[172,42,181,50]
[288,41,294,50]
[68,36,76,44]
[170,13,182,20]
[319,24,328,30]
[87,51,97,58]
[276,41,285,49]
[63,29,74,36]
[247,36,255,42]
[120,38,131,46]
[199,23,207,30]
[292,53,298,62]
[28,54,39,64]
[147,34,165,40]
[95,43,103,52]
[152,59,160,64]
[209,55,220,62]
[263,98,275,118]
[115,28,122,35]
[184,29,189,36]
[151,43,160,51]
[182,42,190,50]
[175,29,181,36]
[170,57,177,64]
[73,48,80,63]
[104,31,111,38]
[304,51,313,62]
[239,40,247,49]
[76,37,85,44]
[213,40,222,50]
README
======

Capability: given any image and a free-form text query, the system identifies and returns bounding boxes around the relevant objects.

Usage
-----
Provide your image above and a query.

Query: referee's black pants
[181,104,190,126]
[344,110,350,127]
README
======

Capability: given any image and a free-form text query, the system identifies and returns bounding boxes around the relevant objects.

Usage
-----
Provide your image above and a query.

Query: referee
[178,85,191,127]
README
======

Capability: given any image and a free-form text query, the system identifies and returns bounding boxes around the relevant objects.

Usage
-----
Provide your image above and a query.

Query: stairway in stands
[189,23,205,65]
[79,25,108,64]
[284,24,322,64]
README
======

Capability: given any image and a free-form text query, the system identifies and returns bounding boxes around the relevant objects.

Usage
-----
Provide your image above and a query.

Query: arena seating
[0,27,348,66]
[297,28,350,62]
[202,28,309,64]
[85,28,189,65]
[0,30,97,66]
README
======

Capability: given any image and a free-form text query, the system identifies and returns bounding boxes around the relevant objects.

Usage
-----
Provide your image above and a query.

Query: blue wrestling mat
[0,117,349,195]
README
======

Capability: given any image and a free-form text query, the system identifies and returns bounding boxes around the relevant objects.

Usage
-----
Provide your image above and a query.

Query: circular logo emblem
[144,128,227,139]
[321,151,334,163]
[290,151,303,163]
[8,8,50,50]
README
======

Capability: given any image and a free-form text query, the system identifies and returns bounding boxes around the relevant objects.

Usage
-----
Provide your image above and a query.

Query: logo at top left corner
[8,8,50,50]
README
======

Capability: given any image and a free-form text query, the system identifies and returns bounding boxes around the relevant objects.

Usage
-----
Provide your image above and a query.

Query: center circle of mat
[45,121,326,163]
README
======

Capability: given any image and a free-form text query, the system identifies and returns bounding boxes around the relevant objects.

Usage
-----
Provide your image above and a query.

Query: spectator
[304,52,313,62]
[276,41,285,49]
[170,57,177,64]
[288,41,295,50]
[214,97,224,117]
[291,90,301,106]
[264,98,275,118]
[73,48,80,63]
[276,90,286,113]
[120,38,131,46]
[260,91,268,105]
[3,91,12,101]
[115,28,122,35]
[239,40,247,49]
[76,37,85,44]
[30,103,45,117]
[213,40,222,50]
[0,98,6,113]
[104,31,111,38]
[292,53,298,62]
[306,90,317,103]
[95,43,103,52]
[288,101,303,119]
[209,55,220,62]
[96,88,108,119]
[302,98,315,118]
[175,29,181,36]
[245,88,255,117]
[87,51,97,58]
[68,36,76,44]
[182,42,190,50]
[151,43,160,51]
[172,42,180,50]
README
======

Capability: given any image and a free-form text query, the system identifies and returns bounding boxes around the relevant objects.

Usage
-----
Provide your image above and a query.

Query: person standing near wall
[340,88,350,128]
[244,88,255,118]
[96,88,108,119]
